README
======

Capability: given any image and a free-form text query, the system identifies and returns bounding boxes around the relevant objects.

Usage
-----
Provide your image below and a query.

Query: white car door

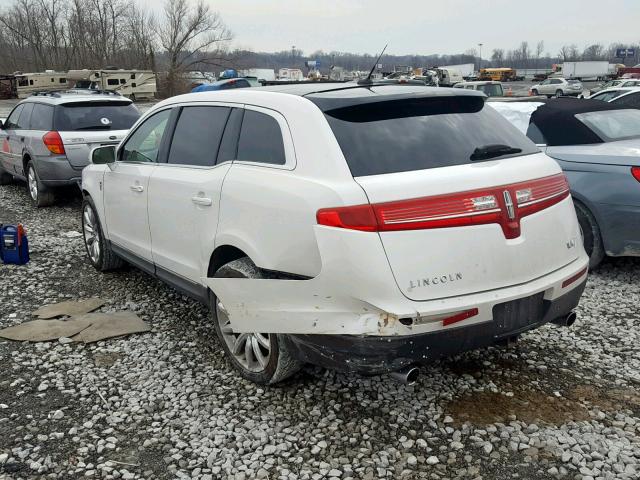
[103,108,172,264]
[147,104,242,287]
[539,79,552,95]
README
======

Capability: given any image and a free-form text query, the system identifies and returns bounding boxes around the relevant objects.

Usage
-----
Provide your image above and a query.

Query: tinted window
[612,92,640,108]
[4,104,24,129]
[59,78,66,83]
[237,110,286,165]
[167,106,230,166]
[592,90,628,102]
[107,79,119,86]
[324,97,538,177]
[30,104,54,130]
[526,123,547,144]
[478,84,503,96]
[121,109,171,163]
[216,108,244,164]
[17,103,34,129]
[54,101,140,131]
[575,109,640,142]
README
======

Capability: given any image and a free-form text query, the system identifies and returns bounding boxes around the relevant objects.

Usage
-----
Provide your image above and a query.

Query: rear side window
[54,101,140,131]
[4,104,23,129]
[30,104,54,130]
[167,106,230,167]
[324,97,538,177]
[17,103,34,129]
[237,110,286,165]
[613,92,640,108]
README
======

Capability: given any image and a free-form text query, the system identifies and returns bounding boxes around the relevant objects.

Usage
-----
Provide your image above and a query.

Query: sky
[2,0,639,57]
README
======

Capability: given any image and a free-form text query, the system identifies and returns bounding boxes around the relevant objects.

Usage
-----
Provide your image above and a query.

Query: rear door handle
[130,185,144,192]
[191,196,212,206]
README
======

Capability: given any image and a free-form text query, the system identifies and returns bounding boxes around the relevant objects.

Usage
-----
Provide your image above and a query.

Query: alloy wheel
[216,300,271,372]
[82,204,101,264]
[28,166,38,201]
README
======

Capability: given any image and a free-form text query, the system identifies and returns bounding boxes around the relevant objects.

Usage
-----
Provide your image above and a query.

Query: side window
[59,78,66,84]
[30,104,54,130]
[120,79,126,84]
[236,110,286,165]
[107,78,119,86]
[121,109,171,163]
[614,92,640,108]
[17,103,34,129]
[4,104,24,129]
[216,108,244,164]
[166,106,230,167]
[526,123,547,145]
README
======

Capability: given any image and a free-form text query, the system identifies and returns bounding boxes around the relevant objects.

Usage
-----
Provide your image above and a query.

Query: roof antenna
[358,44,388,85]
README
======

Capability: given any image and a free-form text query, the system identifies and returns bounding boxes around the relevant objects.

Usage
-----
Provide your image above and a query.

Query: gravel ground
[0,182,639,480]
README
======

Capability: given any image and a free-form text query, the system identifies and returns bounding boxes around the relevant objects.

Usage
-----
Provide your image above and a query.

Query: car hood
[546,138,640,167]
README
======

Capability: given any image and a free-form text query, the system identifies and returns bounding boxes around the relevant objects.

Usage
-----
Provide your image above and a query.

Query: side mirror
[91,145,116,165]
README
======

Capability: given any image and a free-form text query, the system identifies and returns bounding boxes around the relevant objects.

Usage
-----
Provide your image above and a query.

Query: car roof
[21,90,132,105]
[456,81,501,85]
[592,87,640,97]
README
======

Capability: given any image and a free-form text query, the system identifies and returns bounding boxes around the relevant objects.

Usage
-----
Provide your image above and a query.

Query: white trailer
[239,68,276,81]
[67,69,157,100]
[561,61,611,81]
[440,63,475,78]
[278,68,304,81]
[16,71,69,98]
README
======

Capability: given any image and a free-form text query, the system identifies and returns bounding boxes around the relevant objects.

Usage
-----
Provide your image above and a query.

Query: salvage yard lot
[0,183,639,479]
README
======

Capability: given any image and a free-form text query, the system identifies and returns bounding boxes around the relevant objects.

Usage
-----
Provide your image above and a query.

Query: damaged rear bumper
[284,279,586,374]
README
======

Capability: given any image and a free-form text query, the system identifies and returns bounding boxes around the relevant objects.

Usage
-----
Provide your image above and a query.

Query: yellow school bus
[478,68,517,82]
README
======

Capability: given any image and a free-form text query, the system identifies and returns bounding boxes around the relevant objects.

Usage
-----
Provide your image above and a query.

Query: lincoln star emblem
[503,190,515,220]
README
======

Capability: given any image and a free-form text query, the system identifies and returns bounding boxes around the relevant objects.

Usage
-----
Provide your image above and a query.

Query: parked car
[0,91,140,206]
[588,87,640,108]
[454,81,504,97]
[530,78,583,98]
[191,78,252,92]
[490,98,640,268]
[81,85,588,384]
[588,79,640,96]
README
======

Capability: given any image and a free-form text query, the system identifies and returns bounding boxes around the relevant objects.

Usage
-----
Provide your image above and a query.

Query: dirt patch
[568,385,640,412]
[93,352,124,367]
[446,390,590,426]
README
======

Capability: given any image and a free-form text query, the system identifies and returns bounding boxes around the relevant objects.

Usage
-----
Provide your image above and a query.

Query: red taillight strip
[562,267,588,288]
[632,167,640,183]
[442,308,479,326]
[317,173,570,239]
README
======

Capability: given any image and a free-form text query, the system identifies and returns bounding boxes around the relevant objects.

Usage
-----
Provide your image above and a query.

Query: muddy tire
[81,196,124,271]
[26,161,55,207]
[574,201,605,269]
[211,257,302,384]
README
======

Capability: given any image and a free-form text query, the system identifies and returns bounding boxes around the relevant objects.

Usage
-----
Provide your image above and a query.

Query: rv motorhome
[67,69,157,100]
[16,71,69,98]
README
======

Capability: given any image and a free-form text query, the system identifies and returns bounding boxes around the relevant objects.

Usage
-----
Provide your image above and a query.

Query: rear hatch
[322,94,580,301]
[55,100,140,169]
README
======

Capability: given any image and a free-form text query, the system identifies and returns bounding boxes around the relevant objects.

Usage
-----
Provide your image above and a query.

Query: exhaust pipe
[551,311,577,327]
[390,366,419,385]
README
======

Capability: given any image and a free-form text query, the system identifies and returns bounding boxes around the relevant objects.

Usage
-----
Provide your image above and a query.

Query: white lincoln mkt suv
[81,84,589,384]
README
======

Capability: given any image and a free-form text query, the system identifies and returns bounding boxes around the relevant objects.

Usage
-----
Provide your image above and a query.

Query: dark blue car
[191,78,252,93]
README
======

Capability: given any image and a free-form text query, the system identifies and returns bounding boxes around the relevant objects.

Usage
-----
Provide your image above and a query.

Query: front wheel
[574,201,605,269]
[212,257,302,384]
[555,89,563,98]
[531,89,539,96]
[81,197,124,271]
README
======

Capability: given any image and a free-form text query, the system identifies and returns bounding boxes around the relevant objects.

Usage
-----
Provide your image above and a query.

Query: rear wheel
[212,257,302,384]
[26,161,55,207]
[574,201,605,269]
[82,197,124,271]
[531,89,539,96]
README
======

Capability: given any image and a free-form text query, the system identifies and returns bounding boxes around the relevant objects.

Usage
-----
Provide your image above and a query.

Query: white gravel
[0,182,639,480]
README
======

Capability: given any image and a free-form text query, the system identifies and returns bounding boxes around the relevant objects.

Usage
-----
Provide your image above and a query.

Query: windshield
[575,109,640,142]
[324,96,538,177]
[54,101,140,131]
[592,90,630,102]
[478,84,503,97]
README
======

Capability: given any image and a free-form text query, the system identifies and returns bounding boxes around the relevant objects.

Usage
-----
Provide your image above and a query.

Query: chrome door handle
[191,196,212,206]
[130,185,144,192]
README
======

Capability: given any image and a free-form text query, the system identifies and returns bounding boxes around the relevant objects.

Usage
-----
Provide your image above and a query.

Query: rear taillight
[442,308,479,327]
[562,267,588,288]
[43,131,65,155]
[317,174,570,239]
[632,167,640,183]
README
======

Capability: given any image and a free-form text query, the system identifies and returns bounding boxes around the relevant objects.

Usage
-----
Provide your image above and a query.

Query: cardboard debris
[0,318,93,342]
[71,311,150,343]
[32,298,105,319]
[0,310,149,343]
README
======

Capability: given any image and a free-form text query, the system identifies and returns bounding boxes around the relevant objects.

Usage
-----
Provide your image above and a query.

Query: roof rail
[64,88,122,96]
[29,91,62,97]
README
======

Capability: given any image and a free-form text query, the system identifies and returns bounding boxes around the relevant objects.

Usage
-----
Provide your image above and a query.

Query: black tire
[0,168,13,185]
[555,89,563,98]
[531,89,539,96]
[574,201,605,269]
[81,196,124,271]
[26,161,55,207]
[211,257,302,384]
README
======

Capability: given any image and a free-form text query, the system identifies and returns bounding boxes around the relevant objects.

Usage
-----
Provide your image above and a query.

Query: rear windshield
[324,96,538,177]
[54,101,140,131]
[575,109,640,142]
[478,84,503,97]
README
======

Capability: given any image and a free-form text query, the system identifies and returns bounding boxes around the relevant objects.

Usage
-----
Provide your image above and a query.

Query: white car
[588,87,640,108]
[81,85,589,384]
[530,78,583,98]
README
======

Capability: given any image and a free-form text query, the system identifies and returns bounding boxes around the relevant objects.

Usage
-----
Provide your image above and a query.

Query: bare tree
[159,0,232,96]
[582,44,605,61]
[491,48,504,66]
[535,41,544,69]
